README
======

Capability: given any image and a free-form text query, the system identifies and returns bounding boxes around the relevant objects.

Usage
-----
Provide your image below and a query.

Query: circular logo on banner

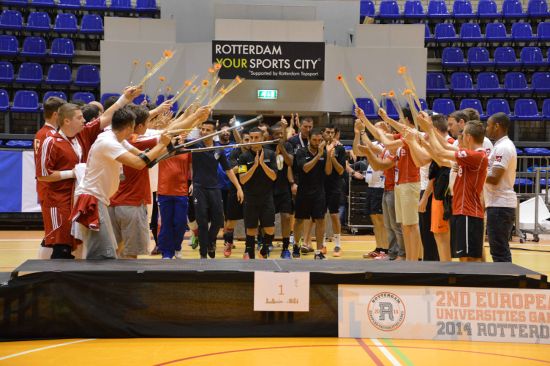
[367,292,406,331]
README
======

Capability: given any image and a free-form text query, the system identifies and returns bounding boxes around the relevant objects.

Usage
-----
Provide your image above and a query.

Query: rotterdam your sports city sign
[212,41,325,80]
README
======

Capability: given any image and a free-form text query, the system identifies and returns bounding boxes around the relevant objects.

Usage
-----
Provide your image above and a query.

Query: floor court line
[371,338,403,366]
[0,339,95,361]
[355,338,384,366]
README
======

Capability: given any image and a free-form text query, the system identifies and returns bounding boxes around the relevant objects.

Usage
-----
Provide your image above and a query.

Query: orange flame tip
[397,66,407,75]
[145,61,153,69]
[214,63,222,70]
[388,90,395,98]
[132,60,139,65]
[184,80,192,86]
[159,76,166,82]
[202,80,209,86]
[208,68,215,73]
[163,50,174,59]
[235,76,242,83]
[356,75,364,82]
[337,74,343,81]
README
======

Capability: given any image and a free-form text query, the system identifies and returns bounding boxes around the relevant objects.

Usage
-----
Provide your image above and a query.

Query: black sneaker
[259,246,269,259]
[301,246,314,255]
[207,244,216,258]
[292,245,301,258]
[314,252,327,260]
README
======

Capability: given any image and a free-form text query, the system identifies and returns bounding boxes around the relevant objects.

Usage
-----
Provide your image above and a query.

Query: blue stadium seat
[74,65,100,87]
[514,99,543,120]
[486,22,509,42]
[72,92,96,104]
[16,62,42,84]
[537,22,550,41]
[20,36,47,58]
[110,0,133,11]
[54,13,78,34]
[43,91,67,103]
[50,38,75,59]
[0,89,9,112]
[378,0,401,20]
[133,94,151,105]
[80,14,104,34]
[468,47,493,67]
[477,72,503,94]
[412,98,428,111]
[459,23,483,42]
[100,93,120,105]
[435,23,457,42]
[459,98,484,117]
[0,10,23,31]
[11,90,39,112]
[360,0,376,18]
[427,0,450,19]
[477,0,499,19]
[532,72,550,93]
[0,35,18,57]
[511,23,535,42]
[84,0,108,11]
[527,0,549,18]
[504,72,532,93]
[502,0,526,18]
[494,47,520,67]
[486,98,512,116]
[0,62,15,83]
[3,0,28,6]
[58,0,81,10]
[427,72,449,93]
[453,0,475,19]
[520,46,546,66]
[26,12,51,32]
[543,99,550,118]
[356,98,379,119]
[136,0,158,12]
[46,64,72,85]
[442,47,466,67]
[30,0,56,8]
[403,0,425,19]
[432,98,456,115]
[425,24,434,42]
[451,72,475,94]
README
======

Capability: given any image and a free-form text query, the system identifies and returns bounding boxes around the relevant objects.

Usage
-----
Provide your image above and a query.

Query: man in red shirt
[37,86,143,259]
[418,113,488,262]
[34,96,66,259]
[108,104,158,259]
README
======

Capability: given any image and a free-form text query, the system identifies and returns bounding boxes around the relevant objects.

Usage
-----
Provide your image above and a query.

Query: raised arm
[99,85,143,130]
[116,132,171,170]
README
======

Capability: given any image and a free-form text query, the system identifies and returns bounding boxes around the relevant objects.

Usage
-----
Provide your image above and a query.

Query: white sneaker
[175,250,183,259]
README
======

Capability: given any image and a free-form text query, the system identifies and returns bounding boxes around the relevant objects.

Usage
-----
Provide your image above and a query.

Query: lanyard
[59,130,83,163]
[298,133,306,148]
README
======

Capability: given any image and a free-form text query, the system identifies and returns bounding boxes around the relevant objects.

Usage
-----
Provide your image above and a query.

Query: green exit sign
[257,89,278,100]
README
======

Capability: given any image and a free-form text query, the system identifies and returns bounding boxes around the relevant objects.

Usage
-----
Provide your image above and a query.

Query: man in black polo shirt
[192,120,243,259]
[293,128,332,260]
[288,116,313,153]
[268,119,295,259]
[322,125,346,257]
[238,127,277,259]
[222,131,251,258]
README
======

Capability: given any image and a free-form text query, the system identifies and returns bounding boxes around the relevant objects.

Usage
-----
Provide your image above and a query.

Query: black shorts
[295,192,326,220]
[325,189,341,214]
[243,195,275,229]
[221,189,229,217]
[274,191,293,214]
[365,187,384,215]
[451,215,483,258]
[226,190,243,221]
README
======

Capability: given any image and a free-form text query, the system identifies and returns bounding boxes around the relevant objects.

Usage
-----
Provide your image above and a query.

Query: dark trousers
[419,191,439,261]
[194,186,224,257]
[487,207,515,262]
[158,195,189,258]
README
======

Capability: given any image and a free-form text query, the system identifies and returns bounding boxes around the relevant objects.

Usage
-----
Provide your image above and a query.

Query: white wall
[101,18,426,115]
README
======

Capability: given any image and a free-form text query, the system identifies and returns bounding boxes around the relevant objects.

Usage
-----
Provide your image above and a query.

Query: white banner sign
[254,271,310,312]
[339,285,550,344]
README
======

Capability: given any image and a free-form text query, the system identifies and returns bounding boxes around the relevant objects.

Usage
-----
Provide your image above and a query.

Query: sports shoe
[280,249,291,259]
[333,246,342,257]
[301,246,314,254]
[189,235,199,250]
[268,244,274,252]
[314,252,327,260]
[174,250,183,259]
[374,252,390,260]
[223,243,232,258]
[259,247,269,259]
[207,244,216,259]
[363,250,380,259]
[150,246,161,255]
[292,245,301,258]
[242,252,250,260]
[320,246,327,255]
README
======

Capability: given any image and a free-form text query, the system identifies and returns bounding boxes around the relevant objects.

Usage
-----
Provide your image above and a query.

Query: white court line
[0,339,95,361]
[371,338,402,366]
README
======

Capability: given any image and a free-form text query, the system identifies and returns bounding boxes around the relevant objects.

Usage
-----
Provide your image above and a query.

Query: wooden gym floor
[0,230,549,366]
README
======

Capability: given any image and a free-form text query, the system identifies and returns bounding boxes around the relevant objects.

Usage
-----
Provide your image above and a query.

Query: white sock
[38,246,53,259]
[334,234,341,247]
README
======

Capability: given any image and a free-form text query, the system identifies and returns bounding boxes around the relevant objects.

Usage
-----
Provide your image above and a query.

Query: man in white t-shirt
[72,107,172,259]
[485,112,517,262]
